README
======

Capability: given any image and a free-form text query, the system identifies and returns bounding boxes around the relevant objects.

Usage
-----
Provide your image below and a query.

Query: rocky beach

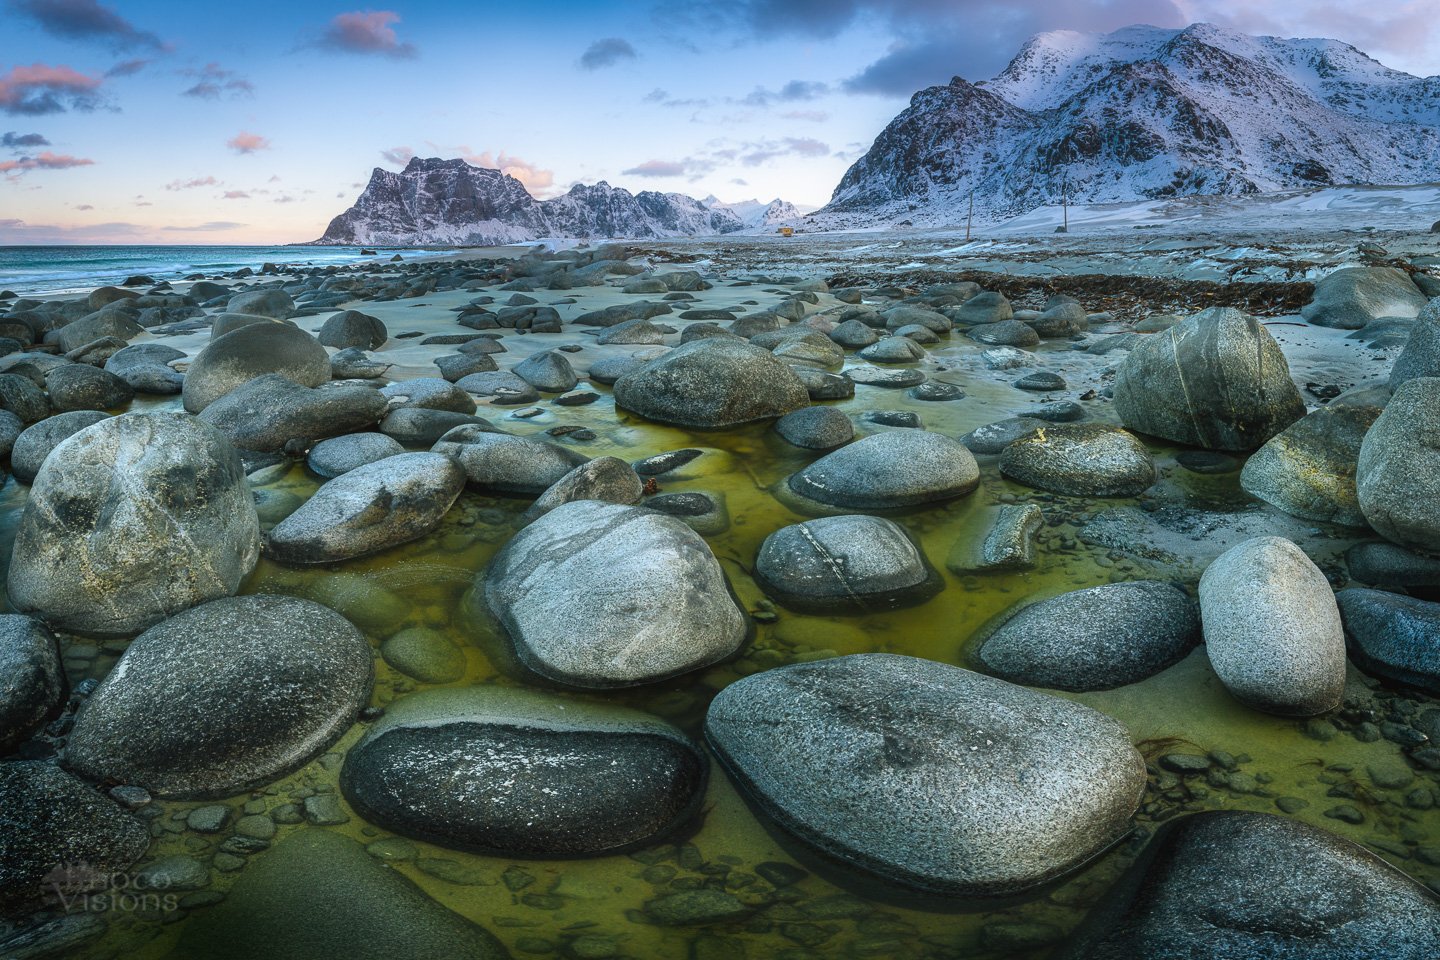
[0,221,1436,959]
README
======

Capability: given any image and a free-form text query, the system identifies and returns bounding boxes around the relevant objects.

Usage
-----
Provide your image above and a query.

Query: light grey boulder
[954,291,1012,326]
[10,410,108,483]
[182,322,329,414]
[199,375,388,453]
[975,581,1200,691]
[64,595,372,799]
[860,336,926,363]
[705,654,1146,897]
[483,500,748,688]
[267,453,465,564]
[380,377,476,414]
[106,343,184,393]
[512,349,579,393]
[1336,588,1440,694]
[1199,536,1345,716]
[433,352,497,382]
[968,319,1041,348]
[8,413,260,638]
[947,503,1043,573]
[340,687,707,857]
[788,430,979,509]
[1300,266,1428,330]
[54,311,144,354]
[774,406,853,451]
[755,515,937,613]
[454,370,540,405]
[306,432,405,478]
[1000,423,1155,497]
[524,456,643,520]
[0,615,63,754]
[317,309,386,349]
[434,430,588,497]
[595,318,665,345]
[1356,377,1440,554]
[379,408,493,447]
[1391,297,1440,388]
[1113,307,1305,451]
[829,319,879,349]
[226,288,295,320]
[883,305,950,334]
[614,338,809,428]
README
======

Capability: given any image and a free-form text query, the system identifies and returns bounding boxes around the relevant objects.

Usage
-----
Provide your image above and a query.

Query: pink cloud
[454,147,556,195]
[227,131,270,154]
[0,63,103,115]
[165,175,218,190]
[221,190,250,199]
[0,151,95,174]
[321,11,417,58]
[381,145,414,166]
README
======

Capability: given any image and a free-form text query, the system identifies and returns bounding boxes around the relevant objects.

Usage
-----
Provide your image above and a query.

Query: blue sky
[2,0,1437,244]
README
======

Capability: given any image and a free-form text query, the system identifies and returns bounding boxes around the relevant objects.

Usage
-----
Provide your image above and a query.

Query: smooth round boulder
[512,349,579,393]
[435,430,589,497]
[10,410,108,483]
[0,615,64,754]
[830,319,879,349]
[1113,307,1305,451]
[755,515,937,613]
[1000,423,1156,497]
[524,456,644,520]
[44,363,133,412]
[379,377,477,414]
[0,372,50,423]
[860,336,925,363]
[1357,377,1440,554]
[341,687,707,857]
[225,288,295,320]
[106,343,184,393]
[787,430,980,509]
[182,322,330,414]
[64,595,372,799]
[454,370,539,405]
[614,338,809,428]
[968,319,1040,348]
[317,310,387,350]
[1391,297,1440,388]
[381,627,465,683]
[483,500,748,688]
[955,291,1012,325]
[7,413,261,638]
[705,654,1146,897]
[379,408,493,447]
[266,453,465,564]
[198,375,389,454]
[1337,588,1440,694]
[975,581,1200,691]
[1198,537,1346,717]
[1300,266,1428,330]
[774,406,853,451]
[306,432,405,478]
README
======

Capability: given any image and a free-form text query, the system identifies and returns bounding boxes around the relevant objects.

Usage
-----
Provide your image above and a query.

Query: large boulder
[512,349,579,393]
[0,615,64,754]
[198,375,388,453]
[999,423,1155,497]
[754,515,938,613]
[169,830,509,960]
[705,654,1146,897]
[266,453,465,564]
[975,581,1200,691]
[106,343,184,393]
[53,310,143,354]
[181,322,329,413]
[1336,588,1440,694]
[1240,388,1385,526]
[1199,537,1345,716]
[1112,307,1305,451]
[613,338,809,428]
[1062,812,1440,960]
[45,363,133,412]
[316,309,387,349]
[10,410,108,483]
[1391,297,1440,388]
[341,687,706,856]
[0,762,150,918]
[225,287,295,320]
[524,456,643,519]
[1300,266,1428,330]
[306,432,405,478]
[483,500,748,688]
[787,430,979,509]
[1357,377,1440,553]
[7,413,260,638]
[65,595,372,799]
[434,429,588,497]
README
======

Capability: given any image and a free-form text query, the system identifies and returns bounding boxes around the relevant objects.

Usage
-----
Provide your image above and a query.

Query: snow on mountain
[702,196,804,230]
[317,157,786,245]
[821,22,1440,227]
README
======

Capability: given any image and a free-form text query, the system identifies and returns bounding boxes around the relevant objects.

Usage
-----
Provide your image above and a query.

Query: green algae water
[14,341,1440,960]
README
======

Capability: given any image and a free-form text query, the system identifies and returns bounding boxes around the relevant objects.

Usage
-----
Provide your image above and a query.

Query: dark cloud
[740,136,830,165]
[1,131,50,149]
[181,63,254,100]
[580,38,638,70]
[0,64,104,115]
[621,159,687,177]
[741,79,829,106]
[7,0,168,51]
[106,58,149,77]
[320,10,417,58]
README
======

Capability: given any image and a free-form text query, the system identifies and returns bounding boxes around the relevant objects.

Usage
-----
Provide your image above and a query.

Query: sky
[1,0,1437,244]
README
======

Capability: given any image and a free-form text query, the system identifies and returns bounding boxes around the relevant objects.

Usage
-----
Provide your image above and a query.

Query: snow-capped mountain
[316,157,776,245]
[702,196,804,230]
[821,23,1440,226]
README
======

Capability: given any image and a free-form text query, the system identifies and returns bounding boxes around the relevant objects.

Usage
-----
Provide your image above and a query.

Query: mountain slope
[822,22,1440,226]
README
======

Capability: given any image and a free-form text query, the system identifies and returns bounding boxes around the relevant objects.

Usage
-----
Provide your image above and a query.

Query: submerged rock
[1357,377,1440,554]
[1337,588,1440,694]
[946,503,1043,573]
[65,595,372,799]
[614,338,809,428]
[341,687,707,857]
[1000,423,1155,497]
[0,615,64,754]
[787,430,979,509]
[774,406,853,451]
[7,413,260,638]
[483,500,747,688]
[705,654,1145,897]
[755,515,938,613]
[435,430,588,497]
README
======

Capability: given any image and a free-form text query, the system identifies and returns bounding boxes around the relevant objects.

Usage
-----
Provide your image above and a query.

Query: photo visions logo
[41,862,180,914]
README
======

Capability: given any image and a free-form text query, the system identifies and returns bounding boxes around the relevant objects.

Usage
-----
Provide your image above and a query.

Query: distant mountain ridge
[315,157,797,245]
[820,22,1440,226]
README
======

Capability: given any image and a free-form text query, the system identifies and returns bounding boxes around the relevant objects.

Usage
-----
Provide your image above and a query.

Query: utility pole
[966,187,974,242]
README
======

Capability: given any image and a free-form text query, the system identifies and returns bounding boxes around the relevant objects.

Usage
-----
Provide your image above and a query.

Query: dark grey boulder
[1061,812,1440,960]
[379,408,493,447]
[267,453,465,564]
[1356,377,1440,554]
[1337,588,1440,694]
[968,319,1041,348]
[340,687,707,857]
[1199,537,1346,717]
[947,503,1042,573]
[226,288,295,320]
[614,338,809,428]
[306,432,404,478]
[1113,307,1305,451]
[644,490,729,535]
[454,370,540,405]
[380,377,476,414]
[860,336,926,363]
[1027,300,1087,338]
[484,500,748,688]
[434,430,588,497]
[1014,370,1065,391]
[0,409,22,458]
[954,291,1012,326]
[0,762,149,917]
[705,654,1145,897]
[317,309,387,349]
[106,343,184,393]
[975,581,1200,691]
[961,417,1046,455]
[829,319,879,348]
[1300,266,1428,329]
[210,312,279,339]
[0,615,64,754]
[433,352,497,382]
[755,515,937,613]
[182,322,330,414]
[1391,298,1440,388]
[45,363,133,412]
[596,318,666,345]
[0,372,50,423]
[8,413,260,637]
[330,347,392,380]
[909,381,965,402]
[775,406,853,450]
[575,300,672,326]
[199,375,388,453]
[512,349,579,393]
[524,456,643,520]
[65,595,372,799]
[632,448,703,476]
[793,365,856,399]
[54,311,144,354]
[788,430,979,508]
[882,305,950,333]
[169,829,508,960]
[1000,423,1156,497]
[1347,541,1440,589]
[10,410,108,483]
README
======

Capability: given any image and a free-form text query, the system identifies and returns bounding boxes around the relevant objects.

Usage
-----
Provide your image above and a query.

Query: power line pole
[966,187,974,242]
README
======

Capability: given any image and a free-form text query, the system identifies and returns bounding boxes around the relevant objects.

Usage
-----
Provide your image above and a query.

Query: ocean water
[0,244,410,297]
